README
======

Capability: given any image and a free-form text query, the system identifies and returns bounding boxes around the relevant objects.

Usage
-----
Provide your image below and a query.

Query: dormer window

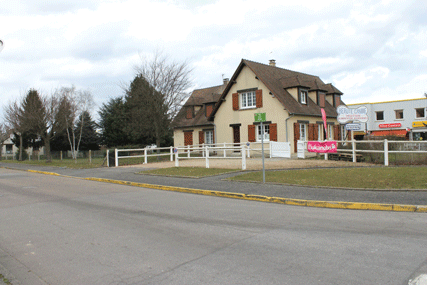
[241,91,257,109]
[299,90,308,105]
[186,106,193,119]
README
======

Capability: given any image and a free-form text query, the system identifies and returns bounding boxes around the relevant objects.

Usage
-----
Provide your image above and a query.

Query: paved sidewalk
[2,162,427,207]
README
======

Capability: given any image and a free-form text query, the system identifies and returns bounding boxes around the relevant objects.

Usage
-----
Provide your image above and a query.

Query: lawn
[140,167,240,178]
[228,166,427,189]
[0,157,106,169]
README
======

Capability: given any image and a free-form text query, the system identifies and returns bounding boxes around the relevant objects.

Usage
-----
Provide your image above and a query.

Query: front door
[233,126,240,151]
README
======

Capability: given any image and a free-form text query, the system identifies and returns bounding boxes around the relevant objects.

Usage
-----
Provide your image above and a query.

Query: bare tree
[56,86,94,160]
[134,50,193,120]
[134,50,193,147]
[0,123,11,160]
[3,100,25,160]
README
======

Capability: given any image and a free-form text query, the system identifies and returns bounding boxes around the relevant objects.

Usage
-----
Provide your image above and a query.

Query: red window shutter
[184,131,193,146]
[256,89,263,108]
[319,93,325,108]
[186,107,192,119]
[308,124,316,141]
[334,125,340,140]
[293,123,300,153]
[269,123,277,141]
[199,131,204,144]
[313,124,319,140]
[232,93,239,110]
[206,104,213,117]
[248,125,256,142]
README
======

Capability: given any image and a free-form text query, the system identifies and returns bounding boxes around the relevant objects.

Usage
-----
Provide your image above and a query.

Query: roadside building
[172,59,345,153]
[348,98,427,140]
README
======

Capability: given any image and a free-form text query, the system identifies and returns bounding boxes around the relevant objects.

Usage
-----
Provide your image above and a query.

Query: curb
[14,168,427,213]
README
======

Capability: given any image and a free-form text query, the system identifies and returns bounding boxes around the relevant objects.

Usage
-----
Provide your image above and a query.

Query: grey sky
[1,0,426,120]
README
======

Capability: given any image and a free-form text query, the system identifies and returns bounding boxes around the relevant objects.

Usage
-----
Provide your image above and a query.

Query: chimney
[269,59,276,67]
[223,78,229,85]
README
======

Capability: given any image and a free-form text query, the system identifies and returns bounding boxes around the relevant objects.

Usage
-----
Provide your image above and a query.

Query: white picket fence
[296,139,427,166]
[174,145,248,170]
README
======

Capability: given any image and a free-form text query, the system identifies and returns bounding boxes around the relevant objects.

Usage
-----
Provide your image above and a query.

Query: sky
[1,0,427,121]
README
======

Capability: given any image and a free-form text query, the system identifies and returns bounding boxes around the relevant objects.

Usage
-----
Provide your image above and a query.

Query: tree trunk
[44,134,52,163]
[19,135,23,161]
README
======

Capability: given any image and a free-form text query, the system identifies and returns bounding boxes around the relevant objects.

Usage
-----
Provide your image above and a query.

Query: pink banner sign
[307,141,338,153]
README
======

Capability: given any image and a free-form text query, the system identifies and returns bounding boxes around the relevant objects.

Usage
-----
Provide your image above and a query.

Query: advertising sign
[307,141,337,153]
[337,106,368,124]
[412,121,427,128]
[379,123,402,128]
[345,123,361,131]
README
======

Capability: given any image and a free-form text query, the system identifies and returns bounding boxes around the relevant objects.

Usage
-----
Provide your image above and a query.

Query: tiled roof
[172,83,226,128]
[210,59,344,119]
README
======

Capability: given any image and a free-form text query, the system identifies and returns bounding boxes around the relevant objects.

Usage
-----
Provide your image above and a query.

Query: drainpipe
[285,112,295,142]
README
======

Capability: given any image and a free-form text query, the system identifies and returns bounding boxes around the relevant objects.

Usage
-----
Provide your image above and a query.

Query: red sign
[379,123,401,128]
[307,141,338,153]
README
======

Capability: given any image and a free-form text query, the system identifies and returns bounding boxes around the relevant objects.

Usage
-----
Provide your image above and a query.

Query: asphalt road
[0,167,427,284]
[2,162,427,206]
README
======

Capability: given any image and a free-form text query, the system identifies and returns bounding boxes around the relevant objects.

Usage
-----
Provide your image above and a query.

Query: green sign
[254,113,266,122]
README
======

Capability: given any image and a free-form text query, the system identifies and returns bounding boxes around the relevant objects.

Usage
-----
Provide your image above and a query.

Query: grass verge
[228,166,427,189]
[140,167,240,178]
[0,158,105,169]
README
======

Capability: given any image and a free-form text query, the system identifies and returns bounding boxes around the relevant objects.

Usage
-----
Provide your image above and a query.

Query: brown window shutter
[186,107,192,119]
[319,93,325,108]
[248,125,256,142]
[206,104,213,117]
[313,124,319,140]
[232,93,239,110]
[308,124,315,141]
[293,122,300,153]
[184,131,193,146]
[256,89,263,108]
[334,125,340,140]
[199,131,204,144]
[269,123,277,141]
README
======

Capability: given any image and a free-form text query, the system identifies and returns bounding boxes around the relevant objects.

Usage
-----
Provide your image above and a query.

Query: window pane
[376,111,384,120]
[416,108,425,118]
[395,110,403,119]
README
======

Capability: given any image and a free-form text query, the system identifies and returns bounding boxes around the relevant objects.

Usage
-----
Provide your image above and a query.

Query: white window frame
[318,124,324,141]
[205,130,214,145]
[257,124,270,142]
[299,123,307,141]
[300,90,308,105]
[241,91,256,109]
[327,124,334,140]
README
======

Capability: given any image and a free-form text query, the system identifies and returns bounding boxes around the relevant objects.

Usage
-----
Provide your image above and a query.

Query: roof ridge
[242,58,322,79]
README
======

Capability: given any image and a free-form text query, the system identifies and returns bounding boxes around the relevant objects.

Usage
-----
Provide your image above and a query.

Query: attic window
[299,90,308,105]
[186,107,193,119]
[241,91,257,109]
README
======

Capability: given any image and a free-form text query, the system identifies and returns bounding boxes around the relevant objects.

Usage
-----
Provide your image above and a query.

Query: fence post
[205,146,209,168]
[187,145,190,158]
[60,151,63,161]
[115,148,118,167]
[170,147,173,161]
[242,146,246,170]
[384,139,389,166]
[175,150,179,167]
[89,150,92,164]
[144,148,148,164]
[324,153,328,160]
[352,140,356,163]
[106,150,109,167]
[223,143,226,158]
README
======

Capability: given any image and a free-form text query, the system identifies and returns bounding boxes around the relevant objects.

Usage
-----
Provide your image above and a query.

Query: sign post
[255,113,266,183]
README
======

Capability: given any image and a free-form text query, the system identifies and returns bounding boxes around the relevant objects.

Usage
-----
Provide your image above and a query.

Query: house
[172,79,228,147]
[173,59,345,153]
[348,98,427,140]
